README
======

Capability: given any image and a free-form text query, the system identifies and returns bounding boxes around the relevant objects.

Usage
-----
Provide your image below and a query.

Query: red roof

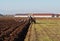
[33,14,53,16]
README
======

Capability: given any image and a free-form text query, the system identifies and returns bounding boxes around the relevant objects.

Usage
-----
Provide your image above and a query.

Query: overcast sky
[0,0,60,15]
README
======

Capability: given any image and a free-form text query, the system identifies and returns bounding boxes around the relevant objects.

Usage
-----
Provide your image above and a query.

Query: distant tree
[0,14,3,16]
[29,16,36,23]
[56,14,59,17]
[52,14,55,17]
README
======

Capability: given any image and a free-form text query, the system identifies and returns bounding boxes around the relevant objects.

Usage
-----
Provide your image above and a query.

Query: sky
[0,0,60,15]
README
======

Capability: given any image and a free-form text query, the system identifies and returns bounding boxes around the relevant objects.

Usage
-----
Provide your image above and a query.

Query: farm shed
[14,14,29,17]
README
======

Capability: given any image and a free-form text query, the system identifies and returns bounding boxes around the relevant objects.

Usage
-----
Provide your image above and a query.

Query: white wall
[32,16,52,17]
[14,15,52,18]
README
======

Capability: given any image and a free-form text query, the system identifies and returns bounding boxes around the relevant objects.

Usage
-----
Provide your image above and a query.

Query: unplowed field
[25,18,60,41]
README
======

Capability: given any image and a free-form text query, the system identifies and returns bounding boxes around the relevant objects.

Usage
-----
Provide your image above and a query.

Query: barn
[32,13,53,18]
